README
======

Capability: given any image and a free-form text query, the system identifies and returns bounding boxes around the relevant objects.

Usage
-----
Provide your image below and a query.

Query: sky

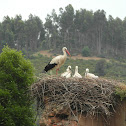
[0,0,126,22]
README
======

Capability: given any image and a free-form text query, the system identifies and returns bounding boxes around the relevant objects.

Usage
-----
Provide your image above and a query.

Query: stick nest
[30,76,119,117]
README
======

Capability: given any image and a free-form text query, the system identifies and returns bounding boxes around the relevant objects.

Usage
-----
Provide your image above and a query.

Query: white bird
[42,47,71,75]
[73,66,82,78]
[61,66,72,78]
[85,68,98,79]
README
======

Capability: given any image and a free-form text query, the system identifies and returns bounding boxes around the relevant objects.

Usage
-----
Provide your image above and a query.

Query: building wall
[40,100,126,126]
[109,100,126,126]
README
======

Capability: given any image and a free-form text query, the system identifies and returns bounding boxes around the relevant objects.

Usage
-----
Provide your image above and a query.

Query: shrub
[115,83,126,101]
[82,46,90,57]
[95,60,106,76]
[0,46,35,126]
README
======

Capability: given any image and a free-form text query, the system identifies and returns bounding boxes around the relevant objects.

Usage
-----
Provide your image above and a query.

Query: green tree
[95,60,106,76]
[59,4,74,32]
[1,16,15,48]
[82,46,90,57]
[93,10,107,55]
[59,4,75,50]
[25,14,45,51]
[44,9,61,49]
[13,15,25,50]
[0,46,35,126]
[122,17,126,55]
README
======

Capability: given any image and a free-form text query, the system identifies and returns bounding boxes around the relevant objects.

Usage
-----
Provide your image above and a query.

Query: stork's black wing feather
[42,62,57,73]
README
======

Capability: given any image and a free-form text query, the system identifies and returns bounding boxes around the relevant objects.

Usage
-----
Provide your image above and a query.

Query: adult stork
[85,68,98,79]
[42,47,71,74]
[73,66,82,78]
[61,66,72,78]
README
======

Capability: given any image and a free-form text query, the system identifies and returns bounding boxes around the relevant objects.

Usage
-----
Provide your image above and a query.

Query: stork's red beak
[66,50,71,56]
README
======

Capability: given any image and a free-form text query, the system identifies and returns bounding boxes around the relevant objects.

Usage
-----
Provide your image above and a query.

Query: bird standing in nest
[42,47,71,75]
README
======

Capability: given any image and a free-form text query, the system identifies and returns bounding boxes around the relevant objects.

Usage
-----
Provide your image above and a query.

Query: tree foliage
[95,60,106,76]
[0,15,45,54]
[0,4,126,58]
[82,46,90,57]
[0,46,35,126]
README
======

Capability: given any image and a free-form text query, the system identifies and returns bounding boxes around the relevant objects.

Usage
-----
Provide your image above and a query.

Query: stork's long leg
[56,68,59,75]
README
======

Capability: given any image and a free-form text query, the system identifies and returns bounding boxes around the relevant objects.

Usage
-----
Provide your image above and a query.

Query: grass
[29,53,126,83]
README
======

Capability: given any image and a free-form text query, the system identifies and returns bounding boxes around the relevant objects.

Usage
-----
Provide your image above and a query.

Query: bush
[115,83,126,101]
[0,46,35,126]
[95,60,106,76]
[82,46,90,57]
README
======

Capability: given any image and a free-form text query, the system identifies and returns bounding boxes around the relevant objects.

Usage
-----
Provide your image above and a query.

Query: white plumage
[73,66,82,78]
[43,47,71,74]
[61,66,72,78]
[85,68,98,79]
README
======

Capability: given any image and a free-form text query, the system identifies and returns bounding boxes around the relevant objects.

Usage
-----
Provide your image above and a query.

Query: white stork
[73,66,82,78]
[42,47,71,74]
[61,66,72,78]
[85,68,98,79]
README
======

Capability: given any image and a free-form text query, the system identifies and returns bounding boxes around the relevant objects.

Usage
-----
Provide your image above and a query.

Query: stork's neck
[86,69,89,73]
[75,67,78,73]
[85,70,89,77]
[63,50,67,57]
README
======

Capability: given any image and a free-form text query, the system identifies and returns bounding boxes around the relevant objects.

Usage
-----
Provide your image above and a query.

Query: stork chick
[85,68,98,79]
[61,66,72,78]
[73,66,82,78]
